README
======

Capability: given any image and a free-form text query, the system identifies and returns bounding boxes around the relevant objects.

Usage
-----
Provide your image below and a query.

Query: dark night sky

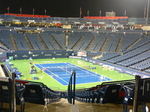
[0,0,149,18]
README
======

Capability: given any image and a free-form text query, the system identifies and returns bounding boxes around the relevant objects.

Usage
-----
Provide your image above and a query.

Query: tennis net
[42,66,83,72]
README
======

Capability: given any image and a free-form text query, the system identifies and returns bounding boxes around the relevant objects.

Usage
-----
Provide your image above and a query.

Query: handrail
[100,79,135,86]
[67,70,76,104]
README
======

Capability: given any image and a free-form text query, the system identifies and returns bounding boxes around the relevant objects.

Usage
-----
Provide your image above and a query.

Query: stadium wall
[7,50,73,60]
[0,51,9,62]
[73,50,102,57]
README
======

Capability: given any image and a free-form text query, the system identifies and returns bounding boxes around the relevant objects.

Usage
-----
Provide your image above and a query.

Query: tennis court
[35,63,112,85]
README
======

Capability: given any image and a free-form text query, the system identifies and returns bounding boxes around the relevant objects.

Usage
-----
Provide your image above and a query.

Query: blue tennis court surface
[35,63,112,85]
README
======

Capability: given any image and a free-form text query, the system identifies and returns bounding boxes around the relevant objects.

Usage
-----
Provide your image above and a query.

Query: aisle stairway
[1,98,136,112]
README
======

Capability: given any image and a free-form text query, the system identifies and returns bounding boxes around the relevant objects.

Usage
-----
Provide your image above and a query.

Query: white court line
[35,64,69,85]
[65,63,102,78]
[36,63,109,84]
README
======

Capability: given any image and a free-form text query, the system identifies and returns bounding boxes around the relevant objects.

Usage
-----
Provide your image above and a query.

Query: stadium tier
[0,14,149,74]
[0,13,150,112]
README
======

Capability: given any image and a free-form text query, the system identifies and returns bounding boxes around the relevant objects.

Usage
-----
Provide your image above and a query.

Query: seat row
[75,84,127,104]
[75,77,150,112]
[0,79,61,112]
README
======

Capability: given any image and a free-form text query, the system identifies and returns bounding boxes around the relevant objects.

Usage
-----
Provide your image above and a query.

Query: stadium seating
[0,32,14,50]
[123,78,150,112]
[12,33,30,50]
[123,83,135,112]
[107,43,150,64]
[129,36,150,50]
[145,68,150,73]
[67,32,85,49]
[96,84,122,104]
[75,90,92,103]
[98,52,120,61]
[117,50,150,67]
[73,32,94,51]
[75,83,126,104]
[24,83,61,106]
[0,28,149,74]
[129,58,150,71]
[103,33,120,52]
[119,33,141,52]
[121,36,150,54]
[88,33,107,51]
[51,32,66,49]
[0,27,149,74]
[1,12,150,112]
[26,34,45,50]
[0,78,25,112]
[39,33,58,50]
